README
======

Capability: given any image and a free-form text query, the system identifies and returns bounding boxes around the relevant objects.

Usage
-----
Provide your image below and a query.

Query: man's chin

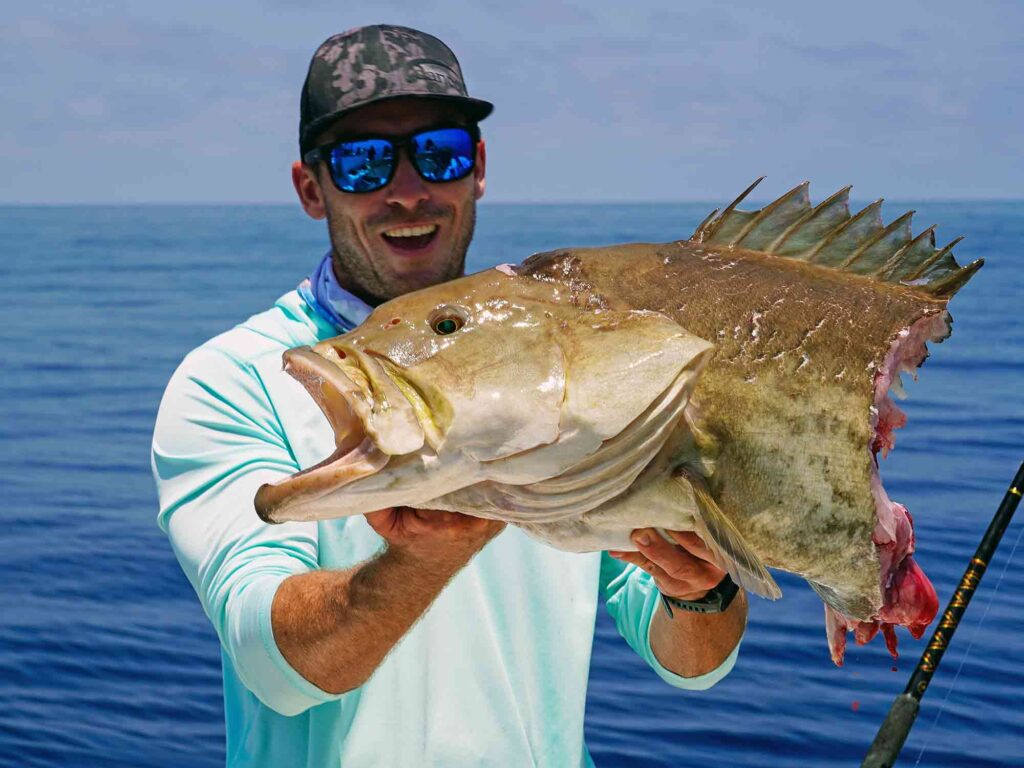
[375,243,463,288]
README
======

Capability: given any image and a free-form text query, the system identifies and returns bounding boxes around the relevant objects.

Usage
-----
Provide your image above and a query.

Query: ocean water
[0,201,1021,767]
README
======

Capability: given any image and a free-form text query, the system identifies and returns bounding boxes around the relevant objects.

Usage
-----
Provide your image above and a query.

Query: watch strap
[659,574,739,618]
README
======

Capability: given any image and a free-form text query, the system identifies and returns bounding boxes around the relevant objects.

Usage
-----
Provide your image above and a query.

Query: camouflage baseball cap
[299,25,494,156]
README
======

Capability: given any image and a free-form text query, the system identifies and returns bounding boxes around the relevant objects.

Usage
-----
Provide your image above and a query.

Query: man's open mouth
[381,223,439,251]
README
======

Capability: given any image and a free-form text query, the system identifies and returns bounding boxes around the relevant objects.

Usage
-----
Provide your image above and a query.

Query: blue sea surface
[0,201,1021,767]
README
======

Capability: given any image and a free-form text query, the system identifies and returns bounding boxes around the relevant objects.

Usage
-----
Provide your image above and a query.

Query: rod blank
[861,461,1024,768]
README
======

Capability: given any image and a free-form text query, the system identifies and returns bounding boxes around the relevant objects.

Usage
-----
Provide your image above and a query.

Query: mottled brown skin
[520,242,949,618]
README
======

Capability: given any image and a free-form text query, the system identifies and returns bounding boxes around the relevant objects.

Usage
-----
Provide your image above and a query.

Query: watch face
[714,574,740,611]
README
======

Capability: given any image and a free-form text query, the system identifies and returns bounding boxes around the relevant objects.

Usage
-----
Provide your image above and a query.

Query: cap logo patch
[406,59,463,93]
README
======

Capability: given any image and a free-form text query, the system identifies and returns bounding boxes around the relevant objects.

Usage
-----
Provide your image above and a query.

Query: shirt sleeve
[598,552,742,690]
[151,344,344,716]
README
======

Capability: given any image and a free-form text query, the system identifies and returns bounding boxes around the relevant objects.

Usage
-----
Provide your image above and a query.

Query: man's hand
[365,506,505,567]
[609,527,747,679]
[608,527,726,600]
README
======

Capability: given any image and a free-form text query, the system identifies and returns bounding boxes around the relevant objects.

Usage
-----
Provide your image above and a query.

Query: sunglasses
[303,125,480,194]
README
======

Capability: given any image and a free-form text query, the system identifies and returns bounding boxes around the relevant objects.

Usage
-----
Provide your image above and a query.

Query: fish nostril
[389,317,401,326]
[337,349,347,359]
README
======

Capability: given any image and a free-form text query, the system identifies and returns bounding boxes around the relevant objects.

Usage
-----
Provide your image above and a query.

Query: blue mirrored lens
[411,128,475,182]
[329,139,395,192]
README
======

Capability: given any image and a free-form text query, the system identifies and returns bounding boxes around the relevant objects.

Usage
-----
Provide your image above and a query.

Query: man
[152,25,747,767]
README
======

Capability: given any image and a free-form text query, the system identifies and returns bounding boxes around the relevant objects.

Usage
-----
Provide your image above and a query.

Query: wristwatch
[659,574,739,618]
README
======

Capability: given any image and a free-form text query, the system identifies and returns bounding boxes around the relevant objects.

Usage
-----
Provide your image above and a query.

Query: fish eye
[429,306,469,335]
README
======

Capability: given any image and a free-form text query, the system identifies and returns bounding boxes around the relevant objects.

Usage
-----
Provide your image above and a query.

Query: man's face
[296,98,487,305]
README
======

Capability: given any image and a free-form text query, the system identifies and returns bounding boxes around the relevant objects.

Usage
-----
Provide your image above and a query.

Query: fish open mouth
[825,311,947,665]
[254,347,391,523]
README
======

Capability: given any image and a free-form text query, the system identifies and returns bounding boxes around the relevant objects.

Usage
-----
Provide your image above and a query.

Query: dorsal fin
[693,179,983,299]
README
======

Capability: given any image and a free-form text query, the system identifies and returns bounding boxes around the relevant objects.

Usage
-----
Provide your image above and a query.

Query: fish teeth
[384,224,438,238]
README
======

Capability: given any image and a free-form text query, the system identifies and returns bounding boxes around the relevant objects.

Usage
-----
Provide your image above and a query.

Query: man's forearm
[649,590,747,678]
[271,545,474,694]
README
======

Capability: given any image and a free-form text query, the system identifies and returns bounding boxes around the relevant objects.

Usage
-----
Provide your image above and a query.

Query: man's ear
[473,139,487,201]
[292,161,327,220]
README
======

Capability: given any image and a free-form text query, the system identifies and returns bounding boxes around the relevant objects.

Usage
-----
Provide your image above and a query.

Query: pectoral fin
[673,468,782,600]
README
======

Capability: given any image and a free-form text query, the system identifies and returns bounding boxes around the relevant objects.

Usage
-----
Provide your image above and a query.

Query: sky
[2,0,1021,204]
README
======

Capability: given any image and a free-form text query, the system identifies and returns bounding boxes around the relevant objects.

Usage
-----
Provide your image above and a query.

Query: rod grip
[861,694,920,768]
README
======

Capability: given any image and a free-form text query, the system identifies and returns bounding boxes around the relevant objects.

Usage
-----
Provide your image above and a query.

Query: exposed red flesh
[826,313,947,666]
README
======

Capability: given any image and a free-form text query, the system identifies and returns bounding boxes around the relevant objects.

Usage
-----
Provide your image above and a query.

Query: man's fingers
[632,528,706,580]
[630,527,726,597]
[426,509,502,533]
[364,508,394,524]
[609,550,658,573]
[664,530,716,564]
[364,507,400,535]
[410,507,456,525]
[631,528,678,564]
[610,550,706,598]
[402,507,466,531]
[610,550,669,582]
[401,507,504,536]
[609,550,648,565]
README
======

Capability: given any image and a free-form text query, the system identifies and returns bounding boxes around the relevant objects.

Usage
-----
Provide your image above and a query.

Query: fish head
[255,265,714,523]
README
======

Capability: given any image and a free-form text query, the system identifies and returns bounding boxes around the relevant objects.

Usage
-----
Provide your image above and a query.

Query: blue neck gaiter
[298,252,373,332]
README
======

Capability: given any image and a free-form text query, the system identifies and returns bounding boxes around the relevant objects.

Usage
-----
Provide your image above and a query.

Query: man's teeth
[384,224,438,238]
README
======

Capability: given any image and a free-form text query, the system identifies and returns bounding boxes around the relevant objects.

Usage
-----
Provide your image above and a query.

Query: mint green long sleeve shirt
[151,290,741,767]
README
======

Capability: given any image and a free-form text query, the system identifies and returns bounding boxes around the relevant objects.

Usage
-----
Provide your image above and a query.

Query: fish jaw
[259,448,481,523]
[254,344,480,523]
[254,346,393,523]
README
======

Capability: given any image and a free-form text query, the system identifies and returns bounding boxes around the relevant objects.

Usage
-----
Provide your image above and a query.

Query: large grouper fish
[255,179,982,665]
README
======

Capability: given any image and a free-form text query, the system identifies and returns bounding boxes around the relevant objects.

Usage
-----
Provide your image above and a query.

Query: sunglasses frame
[303,124,481,194]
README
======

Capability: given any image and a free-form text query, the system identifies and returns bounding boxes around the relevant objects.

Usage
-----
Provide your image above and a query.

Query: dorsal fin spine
[803,199,883,263]
[876,225,936,279]
[923,259,984,297]
[841,210,915,268]
[702,177,765,241]
[904,237,965,282]
[732,182,809,247]
[767,186,852,255]
[693,208,720,242]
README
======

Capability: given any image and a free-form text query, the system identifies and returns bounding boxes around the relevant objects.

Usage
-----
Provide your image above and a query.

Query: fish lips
[254,345,424,523]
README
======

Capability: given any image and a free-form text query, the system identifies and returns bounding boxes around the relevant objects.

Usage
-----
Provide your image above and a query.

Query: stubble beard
[325,200,477,306]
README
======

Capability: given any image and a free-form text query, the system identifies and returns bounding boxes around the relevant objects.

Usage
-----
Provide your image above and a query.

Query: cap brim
[301,94,494,155]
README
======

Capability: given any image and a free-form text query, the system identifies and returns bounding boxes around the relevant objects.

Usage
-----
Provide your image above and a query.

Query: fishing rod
[861,460,1024,768]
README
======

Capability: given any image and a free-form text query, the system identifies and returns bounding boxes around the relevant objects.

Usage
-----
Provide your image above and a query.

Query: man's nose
[385,151,430,210]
